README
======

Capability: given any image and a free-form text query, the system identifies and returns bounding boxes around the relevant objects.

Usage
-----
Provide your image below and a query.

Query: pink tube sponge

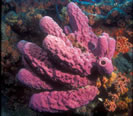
[43,35,96,76]
[29,85,98,113]
[16,2,115,113]
[17,68,53,90]
[95,33,116,59]
[97,57,114,74]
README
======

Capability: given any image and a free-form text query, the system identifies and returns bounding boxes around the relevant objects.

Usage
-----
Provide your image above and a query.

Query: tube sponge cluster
[16,2,116,113]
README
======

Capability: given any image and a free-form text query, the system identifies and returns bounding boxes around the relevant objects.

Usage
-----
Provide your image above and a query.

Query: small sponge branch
[17,68,53,90]
[29,85,98,112]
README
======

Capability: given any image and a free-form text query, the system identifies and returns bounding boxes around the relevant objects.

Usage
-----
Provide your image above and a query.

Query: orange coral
[108,72,117,87]
[114,73,130,95]
[114,36,133,57]
[108,93,119,101]
[116,100,128,110]
[100,70,131,112]
[99,72,117,89]
[96,78,102,88]
[104,99,117,112]
[101,76,109,89]
[102,76,108,84]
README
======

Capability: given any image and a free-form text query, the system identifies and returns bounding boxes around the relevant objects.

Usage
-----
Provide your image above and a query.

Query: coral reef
[2,0,69,13]
[2,0,70,41]
[16,2,115,113]
[4,9,45,37]
[104,99,117,112]
[95,68,132,113]
[1,37,20,74]
[1,0,133,116]
[60,0,133,28]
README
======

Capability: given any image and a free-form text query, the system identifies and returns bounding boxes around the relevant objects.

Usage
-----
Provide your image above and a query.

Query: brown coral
[2,39,20,73]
